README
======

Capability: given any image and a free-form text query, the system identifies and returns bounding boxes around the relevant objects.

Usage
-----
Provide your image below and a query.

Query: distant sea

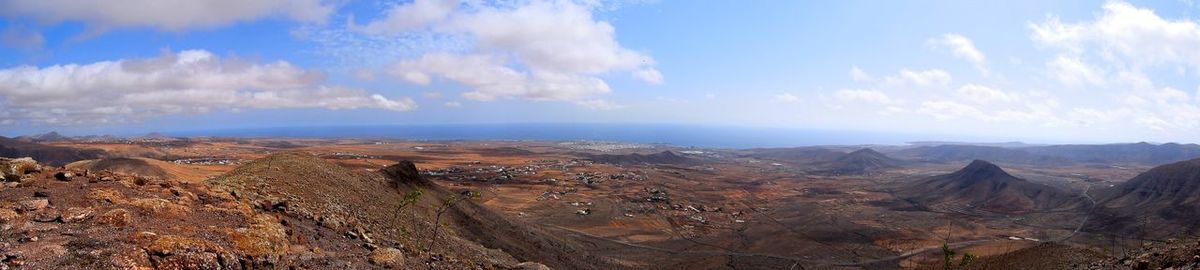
[168,123,935,149]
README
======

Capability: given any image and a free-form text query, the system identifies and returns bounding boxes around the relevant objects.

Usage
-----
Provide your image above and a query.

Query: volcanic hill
[1090,158,1200,237]
[894,160,1080,214]
[815,148,902,174]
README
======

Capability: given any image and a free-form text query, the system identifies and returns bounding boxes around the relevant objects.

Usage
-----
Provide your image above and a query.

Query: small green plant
[941,243,975,270]
[429,190,482,250]
[394,189,423,221]
[942,243,956,270]
[959,252,975,267]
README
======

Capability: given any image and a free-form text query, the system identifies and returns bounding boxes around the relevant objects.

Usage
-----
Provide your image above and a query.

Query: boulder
[53,171,72,181]
[18,199,49,211]
[61,207,94,223]
[95,208,132,226]
[1,157,39,182]
[368,248,406,268]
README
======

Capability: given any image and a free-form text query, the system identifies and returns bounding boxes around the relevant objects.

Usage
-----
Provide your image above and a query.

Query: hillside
[0,136,104,166]
[1089,158,1200,238]
[66,158,171,179]
[894,160,1081,214]
[208,152,623,269]
[1026,142,1200,165]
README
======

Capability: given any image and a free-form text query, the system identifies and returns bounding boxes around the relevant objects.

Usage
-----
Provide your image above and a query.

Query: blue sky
[1,0,1199,144]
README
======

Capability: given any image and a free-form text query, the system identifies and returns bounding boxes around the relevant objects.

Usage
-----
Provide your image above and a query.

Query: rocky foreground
[0,156,557,269]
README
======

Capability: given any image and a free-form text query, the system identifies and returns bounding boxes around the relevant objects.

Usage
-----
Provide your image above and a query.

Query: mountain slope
[1089,158,1200,238]
[0,136,105,166]
[208,152,624,269]
[894,160,1080,214]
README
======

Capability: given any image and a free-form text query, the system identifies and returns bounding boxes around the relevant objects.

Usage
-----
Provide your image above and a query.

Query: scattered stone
[61,207,93,223]
[31,210,60,222]
[368,247,405,268]
[18,199,48,211]
[575,209,591,215]
[95,208,132,226]
[53,172,72,181]
[32,191,48,198]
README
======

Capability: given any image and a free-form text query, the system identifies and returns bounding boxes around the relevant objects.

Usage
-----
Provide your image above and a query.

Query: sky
[1,0,1199,144]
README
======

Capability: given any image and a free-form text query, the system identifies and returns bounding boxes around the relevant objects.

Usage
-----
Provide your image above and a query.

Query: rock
[31,210,60,222]
[87,188,125,203]
[1,158,39,182]
[32,191,48,197]
[18,199,48,211]
[368,248,405,268]
[61,207,93,223]
[0,209,19,224]
[227,214,288,266]
[53,172,72,181]
[95,208,132,226]
[514,262,552,270]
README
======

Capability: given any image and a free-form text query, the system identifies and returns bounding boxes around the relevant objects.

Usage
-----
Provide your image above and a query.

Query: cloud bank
[0,50,414,125]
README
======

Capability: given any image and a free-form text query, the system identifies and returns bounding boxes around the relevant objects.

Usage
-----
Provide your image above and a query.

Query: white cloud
[391,53,611,101]
[0,0,333,33]
[423,91,443,99]
[633,68,664,84]
[1046,55,1106,87]
[772,93,803,104]
[348,0,458,34]
[928,33,987,72]
[834,89,899,104]
[0,49,414,125]
[1031,1,1200,69]
[341,0,657,106]
[957,84,1016,103]
[850,66,872,81]
[885,69,952,87]
[444,101,462,107]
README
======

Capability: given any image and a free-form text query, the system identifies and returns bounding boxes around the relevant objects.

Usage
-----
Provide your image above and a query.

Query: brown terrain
[2,136,1200,269]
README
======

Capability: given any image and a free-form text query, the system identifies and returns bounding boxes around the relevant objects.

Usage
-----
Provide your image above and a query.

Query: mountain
[1089,158,1200,237]
[31,131,69,142]
[894,160,1080,214]
[1024,142,1200,165]
[815,148,902,175]
[893,145,1071,166]
[584,150,693,165]
[0,136,104,166]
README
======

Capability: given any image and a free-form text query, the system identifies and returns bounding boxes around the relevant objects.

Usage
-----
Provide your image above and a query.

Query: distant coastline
[163,123,936,149]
